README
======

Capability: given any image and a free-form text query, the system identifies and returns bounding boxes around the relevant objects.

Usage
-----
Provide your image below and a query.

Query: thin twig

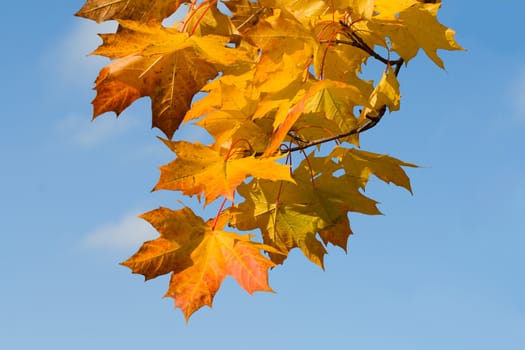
[319,38,403,66]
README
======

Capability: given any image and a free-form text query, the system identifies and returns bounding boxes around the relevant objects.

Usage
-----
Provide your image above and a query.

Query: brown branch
[251,107,384,157]
[282,106,386,154]
[323,20,404,67]
[319,38,403,66]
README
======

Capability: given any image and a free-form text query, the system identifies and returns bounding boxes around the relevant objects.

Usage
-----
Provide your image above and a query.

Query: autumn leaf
[165,228,275,321]
[90,22,219,138]
[244,8,318,92]
[90,18,258,138]
[232,153,381,267]
[121,207,207,280]
[184,70,259,123]
[361,65,401,119]
[154,139,295,204]
[122,206,274,321]
[330,146,417,192]
[75,0,188,23]
[374,0,418,19]
[399,2,464,68]
[367,1,463,67]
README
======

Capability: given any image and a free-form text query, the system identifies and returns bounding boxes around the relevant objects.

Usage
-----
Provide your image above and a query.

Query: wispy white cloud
[83,211,157,250]
[45,20,117,84]
[57,113,139,148]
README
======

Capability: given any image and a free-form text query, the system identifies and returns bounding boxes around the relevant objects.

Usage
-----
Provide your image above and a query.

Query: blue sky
[1,1,524,349]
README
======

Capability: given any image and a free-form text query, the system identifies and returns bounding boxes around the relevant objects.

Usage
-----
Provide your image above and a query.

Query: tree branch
[281,106,386,155]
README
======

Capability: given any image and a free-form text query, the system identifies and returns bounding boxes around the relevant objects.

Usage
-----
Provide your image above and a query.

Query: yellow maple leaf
[233,154,381,267]
[330,146,417,192]
[154,139,294,204]
[245,8,318,92]
[374,0,418,19]
[367,1,463,67]
[400,2,464,68]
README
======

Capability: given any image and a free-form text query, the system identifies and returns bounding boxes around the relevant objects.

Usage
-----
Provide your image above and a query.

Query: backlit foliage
[76,0,462,321]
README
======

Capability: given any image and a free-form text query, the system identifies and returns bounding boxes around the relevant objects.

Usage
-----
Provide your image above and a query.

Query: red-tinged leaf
[92,67,141,118]
[218,235,276,294]
[165,232,227,320]
[122,206,275,321]
[165,232,274,321]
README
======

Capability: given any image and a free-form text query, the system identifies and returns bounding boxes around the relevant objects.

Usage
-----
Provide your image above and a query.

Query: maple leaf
[367,1,463,67]
[121,207,207,279]
[244,8,318,92]
[92,46,217,138]
[273,0,330,23]
[314,40,371,83]
[329,147,417,192]
[399,2,464,68]
[91,20,256,138]
[182,71,273,152]
[75,0,188,23]
[123,206,274,321]
[154,139,295,204]
[165,229,275,320]
[232,153,381,267]
[196,109,272,153]
[374,0,419,19]
[184,70,259,123]
[361,66,401,119]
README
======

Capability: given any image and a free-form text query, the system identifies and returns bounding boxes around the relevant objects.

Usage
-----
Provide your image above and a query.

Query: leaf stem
[211,197,228,231]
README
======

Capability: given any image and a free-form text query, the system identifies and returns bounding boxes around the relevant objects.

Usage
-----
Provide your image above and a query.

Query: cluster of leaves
[76,0,462,321]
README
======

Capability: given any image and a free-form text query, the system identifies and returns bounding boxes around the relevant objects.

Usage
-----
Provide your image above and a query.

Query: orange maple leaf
[166,230,275,320]
[91,33,218,138]
[90,20,256,138]
[122,206,274,321]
